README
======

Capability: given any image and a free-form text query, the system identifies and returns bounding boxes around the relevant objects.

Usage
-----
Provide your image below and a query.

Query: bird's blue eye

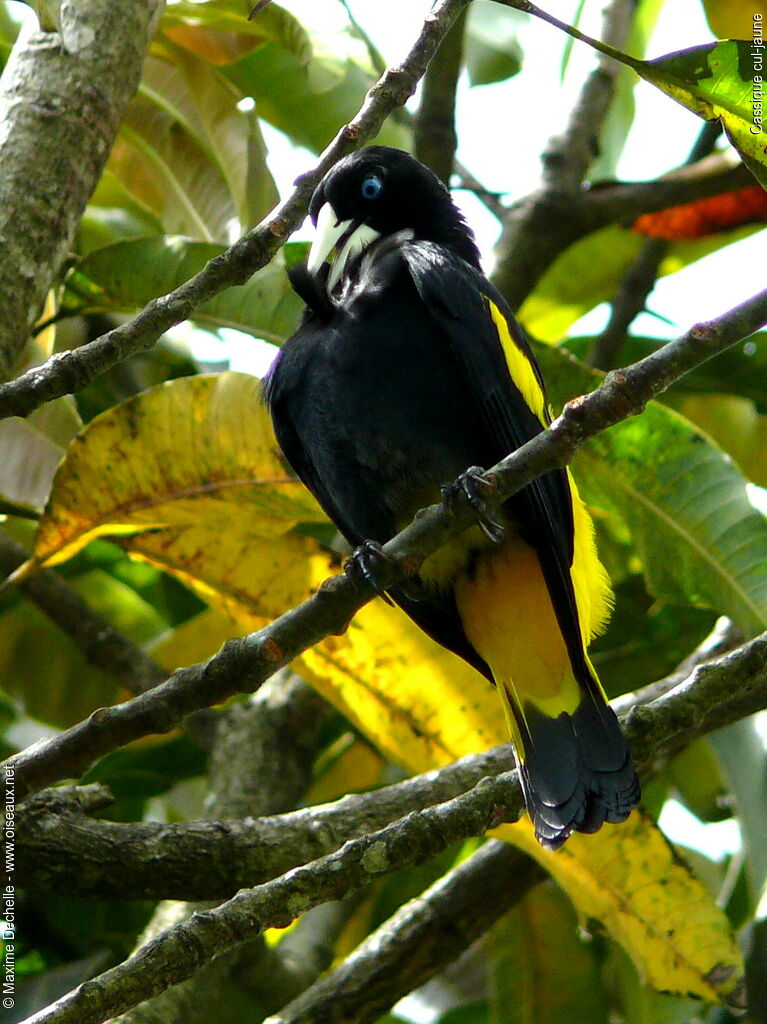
[361,175,383,200]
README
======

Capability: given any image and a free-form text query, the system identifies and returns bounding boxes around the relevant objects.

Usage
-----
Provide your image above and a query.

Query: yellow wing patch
[487,299,547,426]
[568,471,613,645]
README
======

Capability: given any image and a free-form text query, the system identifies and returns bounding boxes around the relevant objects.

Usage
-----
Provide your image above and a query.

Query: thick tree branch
[21,623,767,1024]
[414,7,467,183]
[16,620,767,902]
[0,0,163,379]
[493,154,752,312]
[23,766,527,1024]
[104,672,330,1024]
[18,746,514,900]
[0,0,471,421]
[265,841,545,1024]
[4,286,767,802]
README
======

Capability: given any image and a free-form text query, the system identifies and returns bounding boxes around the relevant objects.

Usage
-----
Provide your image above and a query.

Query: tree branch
[541,0,637,189]
[103,671,331,1024]
[16,619,767,902]
[0,0,162,379]
[4,286,766,802]
[587,121,725,370]
[493,154,752,312]
[0,533,164,694]
[17,747,515,899]
[0,0,471,421]
[21,622,767,1023]
[265,841,545,1024]
[22,766,527,1024]
[414,7,468,183]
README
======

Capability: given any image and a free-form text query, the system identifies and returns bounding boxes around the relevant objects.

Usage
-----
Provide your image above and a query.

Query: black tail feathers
[518,696,640,851]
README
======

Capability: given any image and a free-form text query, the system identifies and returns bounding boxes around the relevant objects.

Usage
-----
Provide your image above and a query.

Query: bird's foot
[345,540,395,606]
[441,466,505,544]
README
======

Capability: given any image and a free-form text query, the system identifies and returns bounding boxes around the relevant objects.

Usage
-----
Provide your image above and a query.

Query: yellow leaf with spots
[27,372,744,1009]
[25,373,325,576]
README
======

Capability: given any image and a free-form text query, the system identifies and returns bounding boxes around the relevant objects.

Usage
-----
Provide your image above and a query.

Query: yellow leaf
[31,373,324,573]
[702,0,767,40]
[494,816,744,1006]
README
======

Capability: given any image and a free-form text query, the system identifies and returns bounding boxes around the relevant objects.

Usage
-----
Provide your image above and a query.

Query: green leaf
[62,237,303,343]
[537,343,767,634]
[518,224,759,341]
[109,44,278,241]
[490,883,609,1024]
[604,942,704,1024]
[161,0,314,66]
[464,3,523,87]
[141,45,278,229]
[590,576,716,699]
[640,41,767,188]
[0,569,164,729]
[665,739,731,822]
[566,333,767,413]
[225,42,410,154]
[711,720,767,895]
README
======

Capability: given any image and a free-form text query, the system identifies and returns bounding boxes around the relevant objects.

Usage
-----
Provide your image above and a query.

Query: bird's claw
[442,466,505,544]
[345,540,395,605]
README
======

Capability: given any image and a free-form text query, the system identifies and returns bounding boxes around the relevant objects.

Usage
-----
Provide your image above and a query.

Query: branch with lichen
[18,623,767,1024]
[13,617,764,903]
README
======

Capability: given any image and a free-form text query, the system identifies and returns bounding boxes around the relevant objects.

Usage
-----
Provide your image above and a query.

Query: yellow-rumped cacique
[264,146,640,849]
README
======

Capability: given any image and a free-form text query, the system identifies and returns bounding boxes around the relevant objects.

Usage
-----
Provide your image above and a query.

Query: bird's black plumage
[264,147,639,848]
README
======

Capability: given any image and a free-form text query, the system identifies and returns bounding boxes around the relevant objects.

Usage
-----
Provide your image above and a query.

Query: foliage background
[1,0,767,1022]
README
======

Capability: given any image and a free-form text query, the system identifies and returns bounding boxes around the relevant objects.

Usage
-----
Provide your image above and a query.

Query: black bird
[264,146,639,849]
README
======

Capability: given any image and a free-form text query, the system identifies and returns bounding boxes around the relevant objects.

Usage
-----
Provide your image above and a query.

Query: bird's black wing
[263,350,368,548]
[401,241,589,679]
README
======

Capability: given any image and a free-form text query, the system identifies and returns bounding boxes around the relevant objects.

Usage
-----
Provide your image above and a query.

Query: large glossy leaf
[62,237,303,343]
[141,44,278,230]
[565,333,767,412]
[490,884,608,1024]
[517,224,759,341]
[161,0,313,66]
[640,41,767,188]
[19,373,745,1006]
[107,42,277,241]
[27,374,323,573]
[538,344,767,634]
[225,43,410,155]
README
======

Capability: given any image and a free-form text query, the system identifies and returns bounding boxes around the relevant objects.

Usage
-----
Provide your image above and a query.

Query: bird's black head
[305,147,482,291]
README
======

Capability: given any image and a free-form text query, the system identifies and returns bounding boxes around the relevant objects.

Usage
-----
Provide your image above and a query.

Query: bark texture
[0,0,163,378]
